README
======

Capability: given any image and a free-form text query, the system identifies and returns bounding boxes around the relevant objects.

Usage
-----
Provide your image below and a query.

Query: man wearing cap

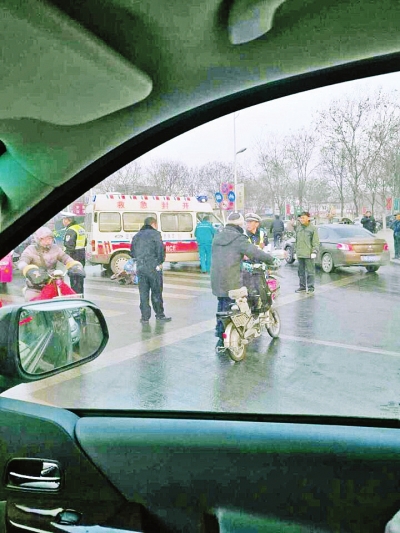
[211,212,277,346]
[294,211,319,293]
[243,213,270,310]
[61,211,87,294]
[244,213,268,250]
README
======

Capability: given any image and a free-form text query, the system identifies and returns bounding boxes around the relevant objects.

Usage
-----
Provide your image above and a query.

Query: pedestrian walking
[270,214,284,248]
[194,215,216,273]
[130,216,171,324]
[61,211,87,295]
[361,211,376,233]
[390,213,400,259]
[294,211,320,294]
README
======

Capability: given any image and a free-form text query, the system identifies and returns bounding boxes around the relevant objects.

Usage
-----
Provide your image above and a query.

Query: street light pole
[233,113,246,212]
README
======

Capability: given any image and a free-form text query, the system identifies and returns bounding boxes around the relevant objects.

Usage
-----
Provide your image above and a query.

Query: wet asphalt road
[3,261,400,419]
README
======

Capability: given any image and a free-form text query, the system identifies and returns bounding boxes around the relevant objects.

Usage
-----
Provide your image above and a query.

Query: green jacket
[295,223,320,258]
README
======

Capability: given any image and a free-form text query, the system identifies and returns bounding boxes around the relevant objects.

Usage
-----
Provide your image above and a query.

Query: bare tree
[286,131,318,209]
[94,161,143,194]
[317,91,400,216]
[257,140,292,214]
[320,143,349,216]
[143,160,190,195]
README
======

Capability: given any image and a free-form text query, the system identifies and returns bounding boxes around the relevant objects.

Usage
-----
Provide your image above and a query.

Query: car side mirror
[0,299,109,392]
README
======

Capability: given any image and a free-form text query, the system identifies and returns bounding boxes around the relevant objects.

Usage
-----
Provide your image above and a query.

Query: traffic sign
[221,183,229,194]
[215,192,223,203]
[394,198,400,211]
[227,191,236,202]
[221,200,229,210]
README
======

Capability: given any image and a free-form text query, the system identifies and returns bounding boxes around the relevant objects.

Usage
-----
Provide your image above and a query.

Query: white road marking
[280,334,400,358]
[85,284,194,299]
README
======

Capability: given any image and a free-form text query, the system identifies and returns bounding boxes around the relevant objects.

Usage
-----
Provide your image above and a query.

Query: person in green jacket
[195,215,216,273]
[294,211,320,294]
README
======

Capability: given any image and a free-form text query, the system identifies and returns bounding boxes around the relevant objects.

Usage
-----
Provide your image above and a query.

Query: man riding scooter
[18,227,85,301]
[211,212,279,350]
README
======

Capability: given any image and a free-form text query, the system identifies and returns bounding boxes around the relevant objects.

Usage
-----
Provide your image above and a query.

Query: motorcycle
[217,262,281,362]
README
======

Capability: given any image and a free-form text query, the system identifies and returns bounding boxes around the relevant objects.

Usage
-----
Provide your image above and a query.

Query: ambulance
[85,193,222,273]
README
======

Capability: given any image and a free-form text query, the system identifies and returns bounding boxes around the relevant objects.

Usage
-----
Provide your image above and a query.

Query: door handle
[6,459,62,490]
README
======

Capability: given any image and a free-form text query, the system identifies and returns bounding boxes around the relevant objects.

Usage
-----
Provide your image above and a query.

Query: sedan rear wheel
[321,252,335,273]
[366,265,379,272]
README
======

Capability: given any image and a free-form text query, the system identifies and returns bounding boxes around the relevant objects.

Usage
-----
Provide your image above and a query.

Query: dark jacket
[130,225,165,271]
[211,225,275,297]
[271,218,284,234]
[361,216,376,233]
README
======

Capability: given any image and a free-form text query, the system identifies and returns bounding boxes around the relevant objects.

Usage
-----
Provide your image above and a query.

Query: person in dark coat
[270,214,285,248]
[211,212,277,344]
[361,211,376,233]
[130,216,171,324]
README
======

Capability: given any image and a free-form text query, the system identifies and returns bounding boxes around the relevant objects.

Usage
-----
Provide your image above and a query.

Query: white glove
[311,253,317,259]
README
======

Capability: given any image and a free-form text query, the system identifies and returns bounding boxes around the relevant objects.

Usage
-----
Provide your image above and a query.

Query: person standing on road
[211,212,278,346]
[294,211,320,294]
[270,214,285,248]
[61,211,87,295]
[194,215,216,273]
[361,211,376,233]
[390,212,400,259]
[130,216,171,324]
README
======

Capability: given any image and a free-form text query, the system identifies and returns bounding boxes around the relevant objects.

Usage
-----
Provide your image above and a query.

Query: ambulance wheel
[110,252,131,275]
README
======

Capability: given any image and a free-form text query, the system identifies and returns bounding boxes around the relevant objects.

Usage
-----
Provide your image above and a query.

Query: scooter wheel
[266,308,281,338]
[225,324,246,362]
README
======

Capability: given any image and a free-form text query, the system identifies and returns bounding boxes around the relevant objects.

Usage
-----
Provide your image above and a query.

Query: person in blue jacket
[195,215,216,273]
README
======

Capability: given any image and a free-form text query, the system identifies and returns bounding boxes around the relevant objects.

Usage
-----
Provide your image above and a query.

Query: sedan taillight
[336,243,353,251]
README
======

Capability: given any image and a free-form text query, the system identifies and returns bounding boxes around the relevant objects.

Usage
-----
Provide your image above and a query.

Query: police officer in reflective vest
[61,211,87,294]
[242,213,270,310]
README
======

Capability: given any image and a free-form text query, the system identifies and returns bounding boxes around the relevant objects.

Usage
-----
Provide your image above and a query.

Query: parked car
[284,224,390,272]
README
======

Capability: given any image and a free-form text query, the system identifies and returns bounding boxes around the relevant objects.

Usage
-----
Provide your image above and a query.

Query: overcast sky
[137,72,400,170]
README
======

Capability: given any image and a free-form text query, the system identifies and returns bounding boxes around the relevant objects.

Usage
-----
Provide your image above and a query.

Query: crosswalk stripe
[85,281,208,294]
[85,287,193,300]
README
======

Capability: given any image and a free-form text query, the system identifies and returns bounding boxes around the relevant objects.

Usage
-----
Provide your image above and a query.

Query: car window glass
[160,213,193,232]
[333,226,374,238]
[318,228,329,240]
[123,212,156,232]
[3,71,400,418]
[98,212,121,232]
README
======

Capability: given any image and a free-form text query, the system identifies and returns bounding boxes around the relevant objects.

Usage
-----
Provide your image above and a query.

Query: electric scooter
[217,262,281,362]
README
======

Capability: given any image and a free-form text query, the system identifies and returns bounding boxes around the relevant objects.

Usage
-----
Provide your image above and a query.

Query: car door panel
[75,416,400,533]
[0,398,125,533]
